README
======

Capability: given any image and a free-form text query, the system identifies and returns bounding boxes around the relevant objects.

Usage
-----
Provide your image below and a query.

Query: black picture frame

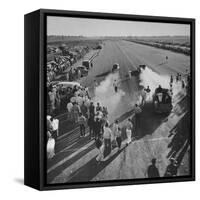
[24,9,195,191]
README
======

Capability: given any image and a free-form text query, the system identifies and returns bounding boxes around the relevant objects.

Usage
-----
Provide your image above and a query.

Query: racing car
[152,86,173,114]
[95,63,120,78]
[125,64,146,78]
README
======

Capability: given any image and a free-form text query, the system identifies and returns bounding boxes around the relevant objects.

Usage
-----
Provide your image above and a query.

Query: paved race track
[80,40,190,122]
[47,40,191,184]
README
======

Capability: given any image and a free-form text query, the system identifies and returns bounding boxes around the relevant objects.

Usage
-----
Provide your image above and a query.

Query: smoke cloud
[93,72,125,122]
[139,66,185,103]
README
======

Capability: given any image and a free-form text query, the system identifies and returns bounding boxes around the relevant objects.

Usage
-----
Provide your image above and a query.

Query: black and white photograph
[46,15,193,185]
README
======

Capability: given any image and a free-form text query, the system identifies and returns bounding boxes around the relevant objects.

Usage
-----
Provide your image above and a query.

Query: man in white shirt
[50,117,59,138]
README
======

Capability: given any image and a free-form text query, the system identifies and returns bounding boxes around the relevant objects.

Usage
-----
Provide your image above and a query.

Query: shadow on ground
[14,178,24,185]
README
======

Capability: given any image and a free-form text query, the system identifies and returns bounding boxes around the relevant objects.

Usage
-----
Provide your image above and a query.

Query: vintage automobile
[82,59,93,69]
[129,64,146,77]
[152,87,173,113]
[112,63,120,72]
[95,63,120,78]
[76,65,89,77]
[49,81,81,89]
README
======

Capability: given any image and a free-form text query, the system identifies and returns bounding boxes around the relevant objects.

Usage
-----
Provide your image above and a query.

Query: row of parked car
[47,44,94,83]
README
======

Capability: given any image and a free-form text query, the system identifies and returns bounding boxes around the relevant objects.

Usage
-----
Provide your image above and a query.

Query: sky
[47,16,190,37]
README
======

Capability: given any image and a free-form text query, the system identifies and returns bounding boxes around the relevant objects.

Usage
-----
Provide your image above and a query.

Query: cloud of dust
[93,72,125,122]
[139,67,184,102]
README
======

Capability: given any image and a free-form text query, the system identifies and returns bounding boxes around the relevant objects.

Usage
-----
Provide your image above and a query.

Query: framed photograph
[24,9,195,190]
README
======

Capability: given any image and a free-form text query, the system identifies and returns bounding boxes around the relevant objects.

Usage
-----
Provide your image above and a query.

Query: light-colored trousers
[126,129,132,144]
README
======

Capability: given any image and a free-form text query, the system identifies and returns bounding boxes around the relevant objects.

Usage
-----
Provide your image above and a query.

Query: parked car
[82,60,93,69]
[50,81,81,89]
[76,66,89,77]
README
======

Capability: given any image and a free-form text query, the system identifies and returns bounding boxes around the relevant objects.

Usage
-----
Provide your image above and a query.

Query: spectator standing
[54,88,61,114]
[47,115,53,132]
[134,104,142,130]
[176,73,179,82]
[67,101,73,121]
[48,90,56,114]
[115,127,122,150]
[78,113,87,137]
[164,159,178,177]
[88,115,95,140]
[170,75,173,84]
[50,116,59,139]
[103,122,112,159]
[147,158,160,178]
[113,80,118,93]
[71,102,80,123]
[66,87,73,103]
[96,102,102,112]
[95,138,104,163]
[182,80,185,89]
[72,85,79,94]
[80,101,88,118]
[59,86,67,111]
[84,96,91,108]
[144,86,151,101]
[94,116,102,139]
[76,94,83,106]
[126,118,133,145]
[102,107,108,119]
[47,131,55,159]
[112,120,119,145]
[89,102,95,118]
[141,88,147,105]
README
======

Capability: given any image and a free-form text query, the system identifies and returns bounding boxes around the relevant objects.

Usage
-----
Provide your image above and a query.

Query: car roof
[51,81,80,87]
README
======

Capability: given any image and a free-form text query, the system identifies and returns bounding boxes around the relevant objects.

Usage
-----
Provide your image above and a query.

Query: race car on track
[125,64,146,78]
[95,63,120,78]
[112,63,120,72]
[152,86,173,113]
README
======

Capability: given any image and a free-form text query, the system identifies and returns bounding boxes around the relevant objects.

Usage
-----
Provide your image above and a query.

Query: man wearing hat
[147,158,160,178]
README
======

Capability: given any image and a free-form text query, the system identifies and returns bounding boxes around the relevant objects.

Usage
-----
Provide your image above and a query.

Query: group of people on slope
[147,157,179,178]
[48,83,90,120]
[95,103,142,163]
[77,101,108,139]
